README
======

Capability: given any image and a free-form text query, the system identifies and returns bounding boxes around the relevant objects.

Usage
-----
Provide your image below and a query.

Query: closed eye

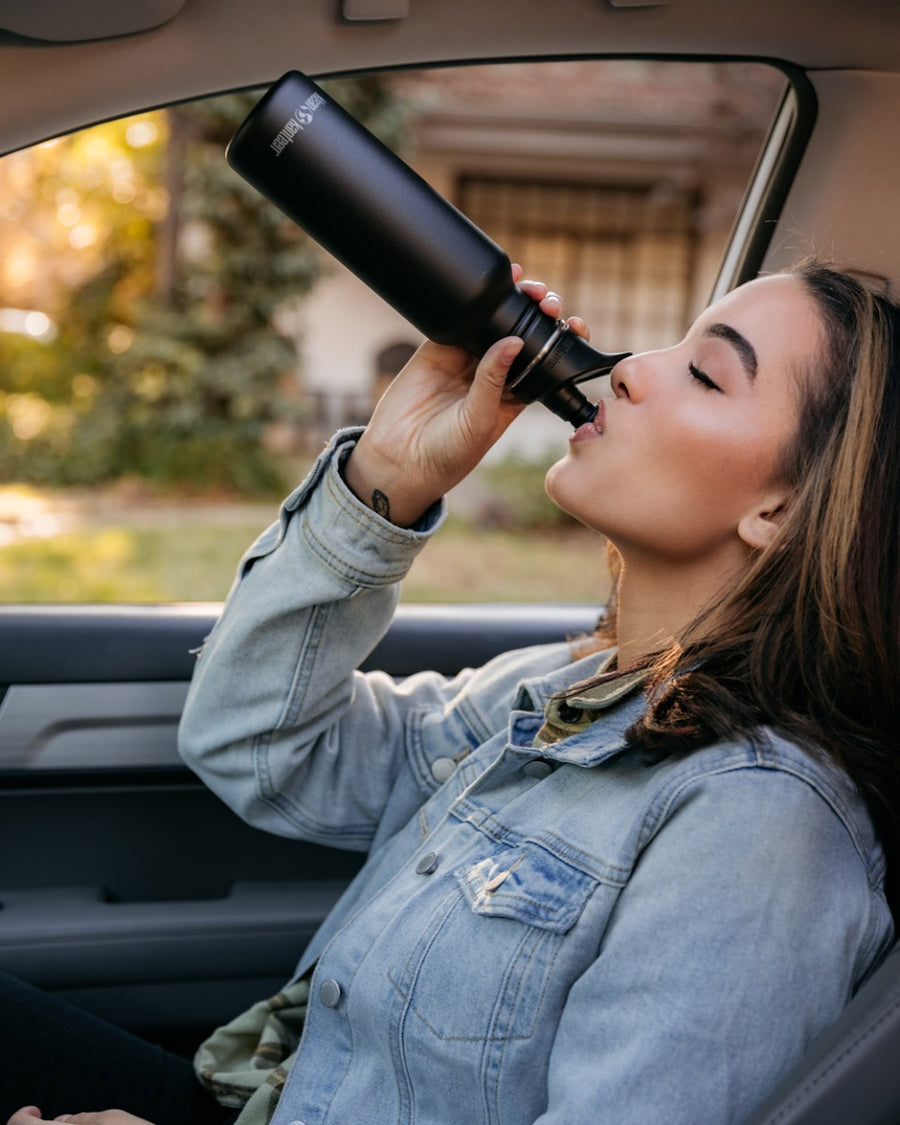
[689,361,723,393]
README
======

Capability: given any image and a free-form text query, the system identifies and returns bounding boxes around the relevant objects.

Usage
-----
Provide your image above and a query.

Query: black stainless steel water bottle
[227,71,631,426]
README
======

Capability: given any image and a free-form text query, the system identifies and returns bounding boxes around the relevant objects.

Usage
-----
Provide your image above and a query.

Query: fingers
[456,336,528,451]
[509,263,590,340]
[511,262,552,307]
[50,1115,153,1125]
[522,285,591,341]
[517,276,555,311]
[468,337,524,406]
[7,1108,44,1125]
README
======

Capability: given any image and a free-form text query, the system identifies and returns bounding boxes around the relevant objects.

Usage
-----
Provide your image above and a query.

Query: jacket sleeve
[533,762,894,1125]
[177,428,461,847]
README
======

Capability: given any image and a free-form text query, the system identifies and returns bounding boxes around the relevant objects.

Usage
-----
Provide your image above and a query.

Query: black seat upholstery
[746,942,900,1124]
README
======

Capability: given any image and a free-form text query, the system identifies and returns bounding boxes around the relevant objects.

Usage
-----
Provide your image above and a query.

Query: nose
[610,354,645,402]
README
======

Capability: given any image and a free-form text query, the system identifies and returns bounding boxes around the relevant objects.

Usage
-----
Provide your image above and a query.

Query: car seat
[746,941,900,1123]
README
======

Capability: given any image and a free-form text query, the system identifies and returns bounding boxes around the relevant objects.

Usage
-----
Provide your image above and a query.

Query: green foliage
[0,77,404,492]
[473,454,579,530]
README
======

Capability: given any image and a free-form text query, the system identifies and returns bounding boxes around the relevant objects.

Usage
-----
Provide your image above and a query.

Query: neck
[613,545,748,670]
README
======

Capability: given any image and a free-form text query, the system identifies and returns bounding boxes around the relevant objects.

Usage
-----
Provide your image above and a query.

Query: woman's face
[545,274,823,563]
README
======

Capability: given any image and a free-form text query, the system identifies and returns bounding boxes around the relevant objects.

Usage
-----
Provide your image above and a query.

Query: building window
[458,177,697,353]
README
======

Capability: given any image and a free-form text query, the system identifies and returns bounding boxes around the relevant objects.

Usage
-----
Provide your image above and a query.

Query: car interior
[2,1,900,1121]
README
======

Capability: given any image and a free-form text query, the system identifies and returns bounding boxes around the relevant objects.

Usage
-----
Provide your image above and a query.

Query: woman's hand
[343,267,589,527]
[7,1109,153,1125]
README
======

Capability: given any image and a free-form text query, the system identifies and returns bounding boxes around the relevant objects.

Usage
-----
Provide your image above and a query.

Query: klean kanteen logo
[270,92,327,156]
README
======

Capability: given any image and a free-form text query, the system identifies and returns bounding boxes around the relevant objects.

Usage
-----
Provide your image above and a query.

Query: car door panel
[0,602,598,1045]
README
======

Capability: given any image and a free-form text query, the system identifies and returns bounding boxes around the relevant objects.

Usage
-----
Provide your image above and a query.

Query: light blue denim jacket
[178,430,893,1125]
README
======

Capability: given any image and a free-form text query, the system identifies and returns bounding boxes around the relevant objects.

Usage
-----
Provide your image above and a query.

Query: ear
[737,489,790,551]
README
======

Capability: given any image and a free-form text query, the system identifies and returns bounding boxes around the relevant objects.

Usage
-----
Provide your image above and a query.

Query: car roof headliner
[0,0,897,155]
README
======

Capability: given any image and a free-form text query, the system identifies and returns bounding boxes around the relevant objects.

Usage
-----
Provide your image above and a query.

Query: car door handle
[0,880,345,986]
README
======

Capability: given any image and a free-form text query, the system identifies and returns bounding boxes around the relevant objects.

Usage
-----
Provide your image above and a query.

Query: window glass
[0,60,786,604]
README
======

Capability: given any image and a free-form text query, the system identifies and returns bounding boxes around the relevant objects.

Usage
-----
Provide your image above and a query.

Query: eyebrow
[705,322,758,381]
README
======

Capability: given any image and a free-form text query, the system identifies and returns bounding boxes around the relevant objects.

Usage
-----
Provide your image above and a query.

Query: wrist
[341,440,441,528]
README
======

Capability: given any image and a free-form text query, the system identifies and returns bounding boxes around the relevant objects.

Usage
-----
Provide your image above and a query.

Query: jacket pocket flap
[455,847,595,933]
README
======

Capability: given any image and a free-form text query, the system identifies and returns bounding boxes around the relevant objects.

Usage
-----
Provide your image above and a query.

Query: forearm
[177,429,444,840]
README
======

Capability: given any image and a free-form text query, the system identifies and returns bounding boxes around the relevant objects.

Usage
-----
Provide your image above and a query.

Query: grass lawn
[404,522,611,604]
[0,487,611,605]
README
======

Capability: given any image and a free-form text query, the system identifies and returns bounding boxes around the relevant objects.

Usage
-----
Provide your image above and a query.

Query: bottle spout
[543,383,600,428]
[568,349,632,385]
[507,323,631,426]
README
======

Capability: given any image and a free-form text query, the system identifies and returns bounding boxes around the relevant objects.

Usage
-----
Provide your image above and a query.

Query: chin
[544,478,587,527]
[544,459,580,515]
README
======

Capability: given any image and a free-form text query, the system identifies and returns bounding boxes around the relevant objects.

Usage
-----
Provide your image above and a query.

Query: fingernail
[499,339,524,366]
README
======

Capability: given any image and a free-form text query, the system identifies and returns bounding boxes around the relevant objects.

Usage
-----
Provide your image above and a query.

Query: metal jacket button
[319,978,342,1008]
[416,851,440,875]
[431,757,456,783]
[523,759,553,779]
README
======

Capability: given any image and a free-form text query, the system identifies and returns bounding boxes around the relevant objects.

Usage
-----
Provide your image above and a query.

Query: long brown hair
[589,262,900,904]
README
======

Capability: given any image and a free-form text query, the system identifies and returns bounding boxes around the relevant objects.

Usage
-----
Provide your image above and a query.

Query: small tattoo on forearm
[372,489,391,521]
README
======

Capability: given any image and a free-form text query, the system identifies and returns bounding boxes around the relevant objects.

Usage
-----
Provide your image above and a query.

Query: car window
[0,59,787,605]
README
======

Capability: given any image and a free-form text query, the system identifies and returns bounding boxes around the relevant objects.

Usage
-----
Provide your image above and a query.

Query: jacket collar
[509,649,649,768]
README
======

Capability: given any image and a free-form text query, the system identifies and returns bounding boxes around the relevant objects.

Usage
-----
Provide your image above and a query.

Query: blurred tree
[0,75,406,491]
[99,90,319,493]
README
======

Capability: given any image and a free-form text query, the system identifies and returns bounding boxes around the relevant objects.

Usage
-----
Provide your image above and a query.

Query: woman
[6,261,900,1124]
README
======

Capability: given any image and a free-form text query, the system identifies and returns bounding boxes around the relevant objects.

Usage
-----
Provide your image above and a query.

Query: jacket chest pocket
[388,845,597,1044]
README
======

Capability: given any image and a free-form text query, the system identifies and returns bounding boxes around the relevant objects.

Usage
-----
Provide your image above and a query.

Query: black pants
[0,971,234,1124]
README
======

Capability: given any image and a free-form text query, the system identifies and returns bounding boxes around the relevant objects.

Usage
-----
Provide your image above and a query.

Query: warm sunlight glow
[126,120,160,148]
[112,182,137,204]
[110,157,136,203]
[5,393,53,440]
[72,373,98,399]
[142,186,169,221]
[57,201,81,227]
[0,485,62,547]
[0,307,56,341]
[107,325,135,354]
[69,223,98,249]
[24,311,52,338]
[2,245,38,290]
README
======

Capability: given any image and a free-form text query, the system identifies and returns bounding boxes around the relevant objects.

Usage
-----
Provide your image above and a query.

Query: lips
[570,400,604,443]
